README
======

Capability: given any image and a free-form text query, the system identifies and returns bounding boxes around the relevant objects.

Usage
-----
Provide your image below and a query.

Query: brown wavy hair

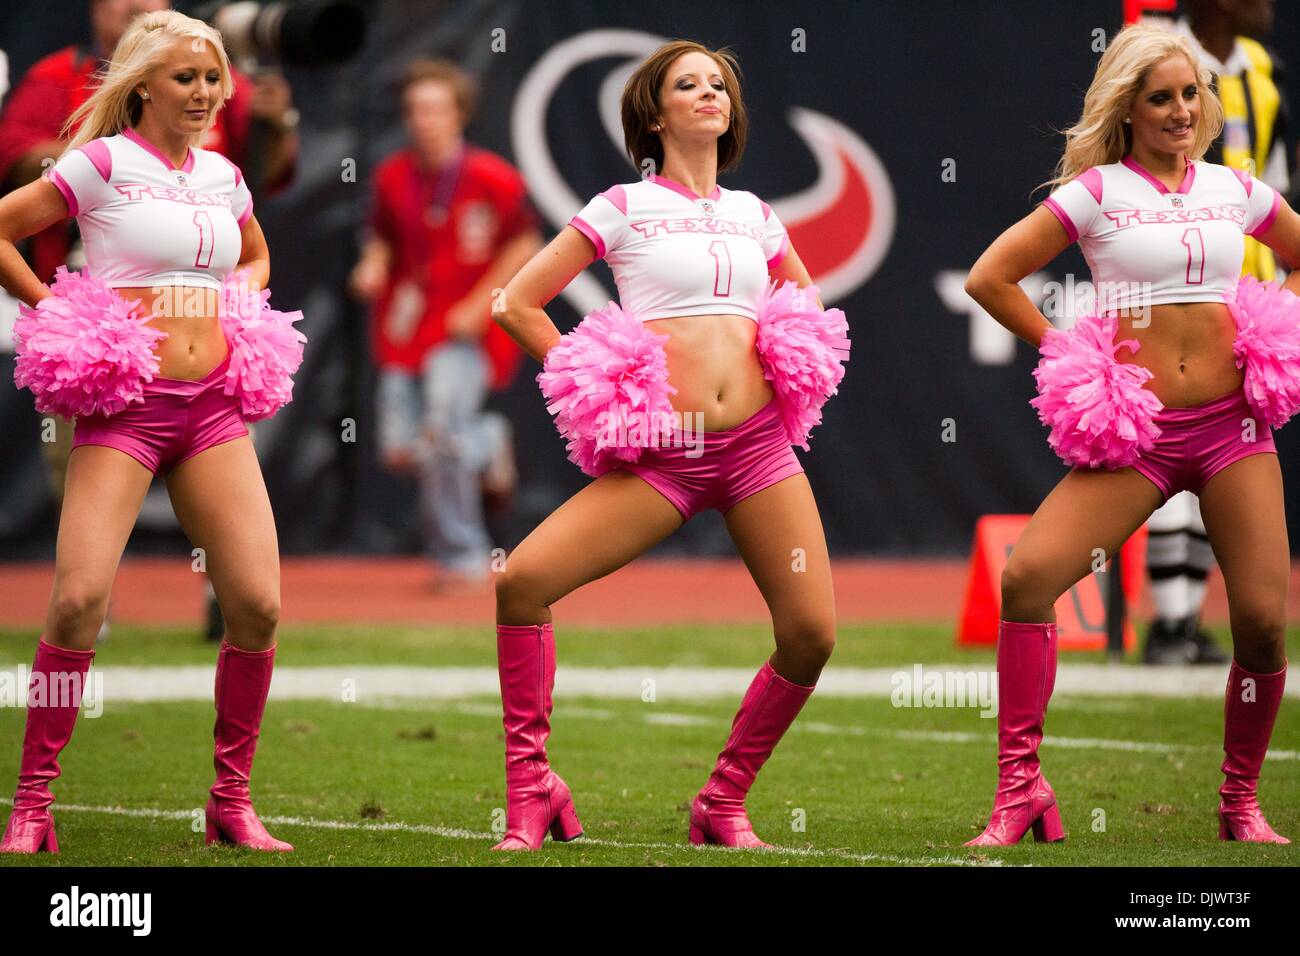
[621,40,748,175]
[398,57,478,122]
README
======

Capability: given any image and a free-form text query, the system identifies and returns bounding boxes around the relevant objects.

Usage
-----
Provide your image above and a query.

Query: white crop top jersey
[42,127,253,291]
[1042,157,1281,312]
[567,173,790,322]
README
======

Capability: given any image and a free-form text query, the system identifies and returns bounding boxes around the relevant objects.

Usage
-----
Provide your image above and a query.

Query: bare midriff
[115,285,229,381]
[644,313,776,432]
[1111,300,1243,409]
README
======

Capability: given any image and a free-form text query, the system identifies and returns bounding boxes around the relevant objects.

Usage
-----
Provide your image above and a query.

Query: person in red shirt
[351,58,541,593]
[0,0,299,640]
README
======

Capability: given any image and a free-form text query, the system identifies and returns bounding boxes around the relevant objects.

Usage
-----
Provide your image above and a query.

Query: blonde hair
[1046,22,1224,189]
[63,10,234,153]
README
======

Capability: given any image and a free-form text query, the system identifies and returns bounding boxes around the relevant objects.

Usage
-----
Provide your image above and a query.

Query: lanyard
[412,146,464,230]
[407,147,464,289]
[1205,69,1260,171]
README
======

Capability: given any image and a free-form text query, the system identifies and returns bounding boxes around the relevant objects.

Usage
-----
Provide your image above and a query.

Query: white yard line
[4,662,1291,865]
[5,664,1295,760]
[382,700,1299,762]
[0,798,999,867]
[1,662,1287,702]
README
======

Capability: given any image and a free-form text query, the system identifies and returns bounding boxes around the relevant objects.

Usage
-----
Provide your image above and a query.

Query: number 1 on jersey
[708,240,732,297]
[192,210,214,269]
[1180,227,1204,285]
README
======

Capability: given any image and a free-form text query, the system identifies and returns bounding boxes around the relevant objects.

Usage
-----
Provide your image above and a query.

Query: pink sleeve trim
[759,198,772,220]
[569,216,605,259]
[766,233,790,269]
[237,199,254,229]
[1248,189,1282,237]
[45,169,77,216]
[1042,197,1078,243]
[1077,167,1103,203]
[598,184,627,215]
[78,141,112,183]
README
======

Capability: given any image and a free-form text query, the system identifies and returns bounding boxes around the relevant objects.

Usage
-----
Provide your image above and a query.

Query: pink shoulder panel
[599,184,627,215]
[79,140,112,182]
[1076,167,1103,203]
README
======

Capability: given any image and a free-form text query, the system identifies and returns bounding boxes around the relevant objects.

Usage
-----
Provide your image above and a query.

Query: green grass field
[0,623,1296,867]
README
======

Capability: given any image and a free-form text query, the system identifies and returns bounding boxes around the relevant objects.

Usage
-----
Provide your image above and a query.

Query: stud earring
[141,91,150,100]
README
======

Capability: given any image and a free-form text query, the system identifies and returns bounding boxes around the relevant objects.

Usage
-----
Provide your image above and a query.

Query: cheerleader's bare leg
[967,466,1162,847]
[490,469,684,850]
[165,435,292,851]
[1198,452,1290,843]
[686,472,834,848]
[1,445,152,853]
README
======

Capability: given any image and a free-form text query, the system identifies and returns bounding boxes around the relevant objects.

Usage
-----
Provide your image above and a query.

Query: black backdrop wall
[1,0,1297,559]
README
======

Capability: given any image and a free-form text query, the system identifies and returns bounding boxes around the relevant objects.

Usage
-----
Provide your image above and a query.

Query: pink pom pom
[1030,313,1164,469]
[218,269,307,422]
[536,301,678,477]
[12,266,167,419]
[1227,275,1300,430]
[754,279,850,450]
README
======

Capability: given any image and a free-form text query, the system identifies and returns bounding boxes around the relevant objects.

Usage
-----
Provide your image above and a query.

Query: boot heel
[1,812,61,855]
[1218,813,1233,841]
[1031,803,1065,843]
[548,799,583,842]
[204,811,228,846]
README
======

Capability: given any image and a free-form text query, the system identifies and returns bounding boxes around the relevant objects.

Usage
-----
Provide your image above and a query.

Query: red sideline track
[1,557,1295,629]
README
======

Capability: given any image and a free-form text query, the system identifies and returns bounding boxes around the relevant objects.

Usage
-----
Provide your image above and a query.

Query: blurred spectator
[1176,0,1289,278]
[350,58,540,593]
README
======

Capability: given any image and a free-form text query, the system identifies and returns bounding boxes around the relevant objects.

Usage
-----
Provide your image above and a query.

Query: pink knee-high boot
[1219,659,1290,844]
[966,620,1065,847]
[205,641,293,851]
[492,623,583,851]
[690,660,815,848]
[0,639,95,854]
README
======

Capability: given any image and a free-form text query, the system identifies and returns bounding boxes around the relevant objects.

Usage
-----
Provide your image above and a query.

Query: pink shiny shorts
[1088,387,1276,502]
[617,396,805,521]
[71,353,249,475]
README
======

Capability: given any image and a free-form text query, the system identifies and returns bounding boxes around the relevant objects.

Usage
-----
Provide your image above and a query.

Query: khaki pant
[38,413,75,503]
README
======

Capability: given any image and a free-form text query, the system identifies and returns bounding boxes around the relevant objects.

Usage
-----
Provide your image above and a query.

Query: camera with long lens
[191,0,367,68]
[189,1,366,193]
